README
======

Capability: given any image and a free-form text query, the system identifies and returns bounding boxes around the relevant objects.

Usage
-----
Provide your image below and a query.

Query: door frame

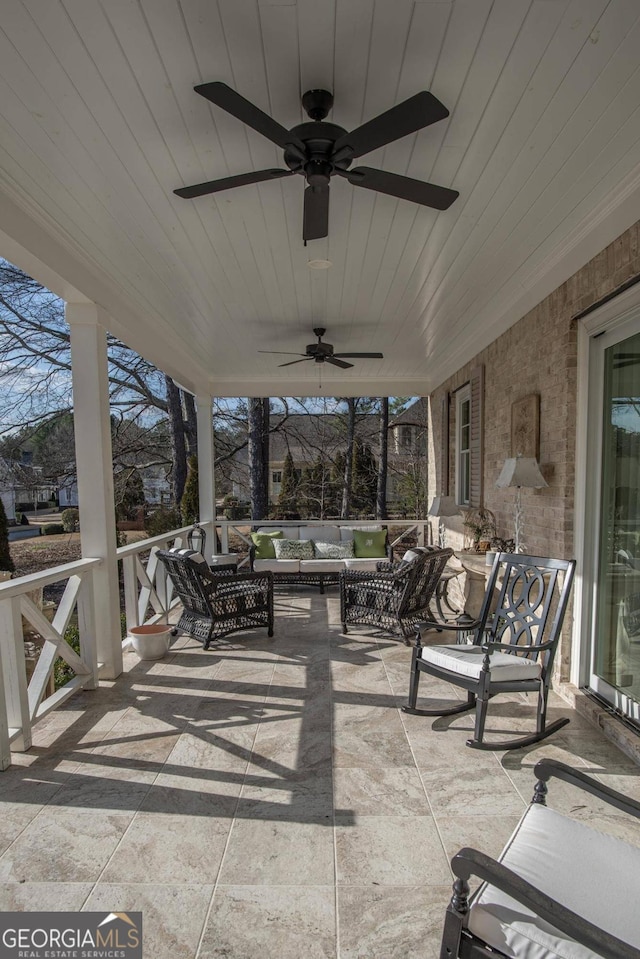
[574,281,640,719]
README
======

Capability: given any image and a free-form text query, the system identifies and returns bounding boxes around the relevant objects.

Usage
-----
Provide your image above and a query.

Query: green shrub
[43,523,65,535]
[54,623,81,689]
[181,455,199,525]
[145,506,182,537]
[0,498,14,572]
[61,508,80,532]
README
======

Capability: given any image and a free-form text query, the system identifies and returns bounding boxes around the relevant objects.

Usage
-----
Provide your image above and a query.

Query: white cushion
[257,526,300,540]
[299,559,344,573]
[299,525,341,543]
[168,548,206,564]
[343,558,386,571]
[469,803,640,958]
[420,644,541,682]
[252,558,300,573]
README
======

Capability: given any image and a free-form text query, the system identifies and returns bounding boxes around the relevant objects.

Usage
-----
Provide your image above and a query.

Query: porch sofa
[249,525,392,592]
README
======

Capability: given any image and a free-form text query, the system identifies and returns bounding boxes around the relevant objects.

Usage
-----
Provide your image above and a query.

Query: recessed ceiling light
[307,259,332,270]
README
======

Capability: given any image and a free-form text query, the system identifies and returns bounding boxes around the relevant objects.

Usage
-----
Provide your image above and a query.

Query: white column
[66,303,123,678]
[196,394,216,558]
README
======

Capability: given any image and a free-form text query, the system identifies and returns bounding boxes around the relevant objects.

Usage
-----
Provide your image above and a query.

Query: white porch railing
[0,558,101,770]
[118,521,214,639]
[0,521,214,769]
[0,517,428,769]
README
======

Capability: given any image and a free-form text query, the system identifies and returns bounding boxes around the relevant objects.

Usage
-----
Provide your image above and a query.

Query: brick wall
[428,219,640,680]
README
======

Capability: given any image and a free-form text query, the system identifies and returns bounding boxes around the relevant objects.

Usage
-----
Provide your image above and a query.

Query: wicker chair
[156,549,274,649]
[339,547,453,643]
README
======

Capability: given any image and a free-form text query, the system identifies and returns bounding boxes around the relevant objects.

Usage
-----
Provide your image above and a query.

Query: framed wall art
[511,393,540,459]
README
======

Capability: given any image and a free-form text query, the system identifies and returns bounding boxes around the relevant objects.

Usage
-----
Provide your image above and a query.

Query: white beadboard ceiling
[0,0,639,397]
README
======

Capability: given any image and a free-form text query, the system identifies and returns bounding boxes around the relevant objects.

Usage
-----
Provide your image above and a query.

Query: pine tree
[351,440,377,516]
[278,451,298,517]
[0,498,14,573]
[181,455,199,524]
[114,468,146,522]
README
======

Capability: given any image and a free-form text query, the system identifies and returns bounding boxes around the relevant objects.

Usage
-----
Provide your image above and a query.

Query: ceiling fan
[174,83,458,241]
[259,328,383,369]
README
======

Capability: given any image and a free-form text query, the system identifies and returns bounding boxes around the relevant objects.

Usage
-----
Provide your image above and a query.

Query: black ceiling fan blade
[258,350,307,356]
[194,82,306,158]
[325,356,354,370]
[303,184,330,241]
[175,168,293,199]
[334,352,384,359]
[279,357,315,368]
[331,91,449,161]
[341,166,458,210]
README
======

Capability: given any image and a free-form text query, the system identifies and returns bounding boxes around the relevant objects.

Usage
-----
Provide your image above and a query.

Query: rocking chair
[403,553,576,749]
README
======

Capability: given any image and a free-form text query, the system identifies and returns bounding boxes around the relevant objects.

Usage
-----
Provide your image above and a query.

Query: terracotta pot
[127,624,172,660]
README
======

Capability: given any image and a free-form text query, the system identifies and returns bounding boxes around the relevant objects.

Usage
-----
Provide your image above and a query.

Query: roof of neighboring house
[389,398,428,428]
[267,412,379,463]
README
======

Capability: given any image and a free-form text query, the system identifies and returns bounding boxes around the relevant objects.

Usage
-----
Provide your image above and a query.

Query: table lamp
[428,495,459,548]
[495,455,547,553]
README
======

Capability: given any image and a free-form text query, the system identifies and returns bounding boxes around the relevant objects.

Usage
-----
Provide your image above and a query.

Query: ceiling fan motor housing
[284,120,352,183]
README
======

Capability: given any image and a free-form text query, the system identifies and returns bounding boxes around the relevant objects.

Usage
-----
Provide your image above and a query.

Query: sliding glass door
[590,324,640,723]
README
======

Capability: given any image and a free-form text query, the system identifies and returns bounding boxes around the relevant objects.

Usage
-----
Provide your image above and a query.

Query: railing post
[77,574,99,691]
[196,393,216,558]
[66,304,122,678]
[0,596,31,752]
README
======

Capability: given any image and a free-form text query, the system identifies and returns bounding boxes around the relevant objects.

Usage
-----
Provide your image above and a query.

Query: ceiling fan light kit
[175,82,459,242]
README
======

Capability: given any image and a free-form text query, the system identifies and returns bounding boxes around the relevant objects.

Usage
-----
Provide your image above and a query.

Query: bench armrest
[533,759,640,819]
[451,846,639,959]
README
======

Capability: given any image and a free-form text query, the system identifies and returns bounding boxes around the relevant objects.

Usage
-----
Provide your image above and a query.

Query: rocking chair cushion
[468,803,640,958]
[420,644,542,683]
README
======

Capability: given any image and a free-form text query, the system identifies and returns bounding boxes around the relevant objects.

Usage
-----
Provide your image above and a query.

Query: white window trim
[455,384,471,507]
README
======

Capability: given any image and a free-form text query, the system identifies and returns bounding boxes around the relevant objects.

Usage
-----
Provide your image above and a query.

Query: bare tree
[376,397,389,519]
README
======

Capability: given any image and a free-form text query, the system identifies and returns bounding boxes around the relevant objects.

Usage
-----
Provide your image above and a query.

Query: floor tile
[84,883,213,959]
[335,815,450,886]
[199,885,336,958]
[338,885,451,959]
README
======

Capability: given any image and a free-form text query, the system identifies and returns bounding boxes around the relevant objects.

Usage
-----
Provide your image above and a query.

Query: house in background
[0,458,16,522]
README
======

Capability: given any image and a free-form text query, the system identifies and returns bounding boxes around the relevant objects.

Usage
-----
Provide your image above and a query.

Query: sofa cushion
[343,558,387,572]
[314,540,355,559]
[257,526,300,541]
[300,525,341,543]
[253,558,300,573]
[299,559,344,574]
[353,528,387,558]
[273,538,314,560]
[469,803,640,958]
[251,530,284,559]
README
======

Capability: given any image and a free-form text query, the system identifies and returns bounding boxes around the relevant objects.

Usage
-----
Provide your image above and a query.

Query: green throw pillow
[352,528,387,558]
[251,530,284,559]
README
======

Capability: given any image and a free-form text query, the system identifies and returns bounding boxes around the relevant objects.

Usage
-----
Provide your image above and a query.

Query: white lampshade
[428,495,459,517]
[495,456,547,489]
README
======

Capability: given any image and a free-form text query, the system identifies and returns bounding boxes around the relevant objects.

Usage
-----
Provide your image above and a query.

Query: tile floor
[1,589,639,958]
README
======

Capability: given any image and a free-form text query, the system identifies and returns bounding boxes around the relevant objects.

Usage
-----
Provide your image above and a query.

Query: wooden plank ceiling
[0,0,639,396]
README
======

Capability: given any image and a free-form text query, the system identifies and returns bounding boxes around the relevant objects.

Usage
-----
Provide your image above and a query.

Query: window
[272,471,282,484]
[456,385,471,506]
[400,426,413,448]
